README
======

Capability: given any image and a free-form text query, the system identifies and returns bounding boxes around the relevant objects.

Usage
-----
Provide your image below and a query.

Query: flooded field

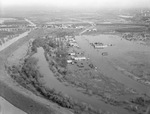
[75,35,150,96]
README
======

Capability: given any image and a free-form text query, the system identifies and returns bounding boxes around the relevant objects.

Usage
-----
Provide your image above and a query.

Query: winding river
[33,47,129,114]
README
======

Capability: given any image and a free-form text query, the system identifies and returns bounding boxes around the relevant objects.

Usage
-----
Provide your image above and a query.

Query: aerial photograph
[0,0,150,114]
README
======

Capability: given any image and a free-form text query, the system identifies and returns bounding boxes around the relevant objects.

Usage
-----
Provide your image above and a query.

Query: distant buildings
[0,18,35,32]
[0,25,34,31]
[122,32,150,41]
[91,42,109,49]
[43,23,86,29]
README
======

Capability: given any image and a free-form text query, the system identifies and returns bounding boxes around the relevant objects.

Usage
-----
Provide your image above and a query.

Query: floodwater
[34,47,129,114]
[75,35,150,96]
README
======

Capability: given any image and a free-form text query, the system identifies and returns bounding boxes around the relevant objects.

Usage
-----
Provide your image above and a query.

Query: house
[68,52,76,56]
[92,28,97,31]
[67,60,73,64]
[76,26,84,29]
[72,56,86,61]
[94,45,108,48]
[69,39,76,42]
[69,42,79,48]
[92,42,108,48]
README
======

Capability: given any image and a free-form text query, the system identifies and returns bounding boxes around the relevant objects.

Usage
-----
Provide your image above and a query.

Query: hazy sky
[1,0,150,9]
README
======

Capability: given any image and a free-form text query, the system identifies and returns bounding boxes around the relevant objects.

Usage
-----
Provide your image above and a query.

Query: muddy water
[33,47,129,114]
[75,35,150,96]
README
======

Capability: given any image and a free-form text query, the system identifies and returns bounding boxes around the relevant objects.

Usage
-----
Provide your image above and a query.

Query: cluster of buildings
[65,36,80,48]
[64,36,87,64]
[0,19,36,46]
[0,25,35,32]
[43,24,70,29]
[46,35,87,66]
[86,28,97,32]
[43,23,85,29]
[140,9,150,17]
[0,18,35,32]
[122,32,150,41]
[67,51,87,64]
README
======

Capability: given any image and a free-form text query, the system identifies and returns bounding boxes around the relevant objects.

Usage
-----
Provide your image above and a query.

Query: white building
[69,52,76,56]
[72,56,86,61]
[67,60,73,64]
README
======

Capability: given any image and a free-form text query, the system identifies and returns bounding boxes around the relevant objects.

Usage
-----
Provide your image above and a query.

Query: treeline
[31,35,68,68]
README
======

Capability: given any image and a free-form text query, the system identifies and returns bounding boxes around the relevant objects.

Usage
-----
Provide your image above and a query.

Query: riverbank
[5,41,74,114]
[0,28,78,114]
[0,74,72,114]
